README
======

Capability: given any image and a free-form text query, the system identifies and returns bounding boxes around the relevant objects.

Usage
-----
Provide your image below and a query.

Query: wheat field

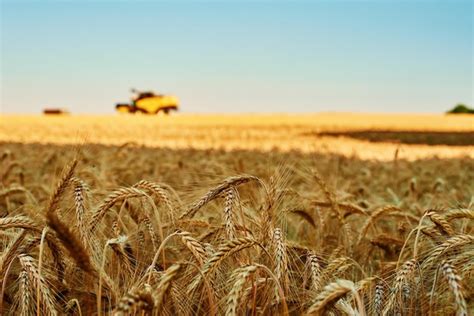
[1,113,473,160]
[0,114,473,315]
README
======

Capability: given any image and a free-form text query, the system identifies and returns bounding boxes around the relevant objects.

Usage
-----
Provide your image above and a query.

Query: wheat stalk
[18,269,32,316]
[71,177,88,241]
[89,187,148,232]
[114,289,154,316]
[154,263,182,313]
[441,261,467,316]
[223,187,237,239]
[312,201,367,217]
[273,228,287,278]
[308,253,322,291]
[189,237,257,293]
[373,282,384,315]
[357,205,402,244]
[428,210,454,236]
[383,259,416,315]
[178,231,207,265]
[0,216,42,232]
[46,208,95,274]
[133,180,175,211]
[179,175,260,219]
[306,279,357,315]
[443,208,474,222]
[423,235,474,269]
[225,265,258,316]
[18,254,58,316]
[0,230,27,276]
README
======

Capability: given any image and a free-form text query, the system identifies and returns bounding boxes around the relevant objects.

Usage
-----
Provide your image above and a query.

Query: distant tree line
[447,103,474,114]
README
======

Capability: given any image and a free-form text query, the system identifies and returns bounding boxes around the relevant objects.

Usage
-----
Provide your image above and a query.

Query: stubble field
[0,113,473,315]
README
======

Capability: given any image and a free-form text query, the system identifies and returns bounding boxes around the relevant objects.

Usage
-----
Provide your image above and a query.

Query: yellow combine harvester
[116,89,179,114]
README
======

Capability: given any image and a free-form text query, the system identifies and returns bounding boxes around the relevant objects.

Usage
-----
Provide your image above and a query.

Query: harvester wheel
[116,104,134,113]
[156,105,178,115]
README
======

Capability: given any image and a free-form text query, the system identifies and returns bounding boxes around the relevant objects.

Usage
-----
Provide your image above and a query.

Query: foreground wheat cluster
[0,143,473,315]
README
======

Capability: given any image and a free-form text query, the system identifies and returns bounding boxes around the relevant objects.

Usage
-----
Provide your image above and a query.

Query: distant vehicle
[43,108,69,115]
[116,89,179,114]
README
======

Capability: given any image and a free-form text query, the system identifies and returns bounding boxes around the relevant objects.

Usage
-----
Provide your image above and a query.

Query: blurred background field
[1,113,473,160]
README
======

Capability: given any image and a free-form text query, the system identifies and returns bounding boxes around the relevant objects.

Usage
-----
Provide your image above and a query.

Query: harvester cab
[116,89,179,114]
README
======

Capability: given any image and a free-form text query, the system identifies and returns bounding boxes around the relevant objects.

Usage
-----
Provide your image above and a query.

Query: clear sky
[1,0,472,114]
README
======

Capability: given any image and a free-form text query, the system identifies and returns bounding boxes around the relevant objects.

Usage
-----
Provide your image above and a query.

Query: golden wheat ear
[225,265,258,316]
[44,160,96,274]
[306,279,356,315]
[440,261,467,316]
[179,175,261,219]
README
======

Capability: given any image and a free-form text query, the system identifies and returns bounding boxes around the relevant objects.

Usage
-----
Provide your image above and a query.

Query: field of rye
[0,114,473,315]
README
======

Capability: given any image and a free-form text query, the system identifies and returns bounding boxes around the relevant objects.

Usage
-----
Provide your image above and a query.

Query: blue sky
[1,0,472,114]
